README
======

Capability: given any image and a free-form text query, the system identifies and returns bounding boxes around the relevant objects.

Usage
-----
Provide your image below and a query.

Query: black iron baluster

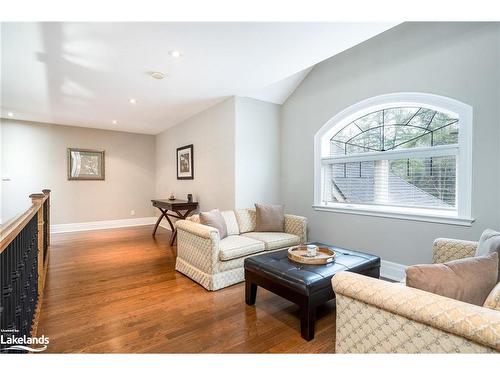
[0,215,38,354]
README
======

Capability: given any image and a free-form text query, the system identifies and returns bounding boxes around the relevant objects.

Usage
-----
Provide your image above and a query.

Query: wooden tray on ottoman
[287,245,336,265]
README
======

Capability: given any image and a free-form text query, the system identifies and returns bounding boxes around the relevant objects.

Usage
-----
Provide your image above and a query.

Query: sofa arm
[176,219,219,239]
[432,237,477,263]
[175,220,220,274]
[284,214,307,243]
[332,272,500,352]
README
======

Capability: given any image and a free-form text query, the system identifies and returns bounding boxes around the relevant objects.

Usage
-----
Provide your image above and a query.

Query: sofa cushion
[200,209,228,239]
[235,209,256,233]
[255,203,285,232]
[242,232,300,251]
[406,252,499,306]
[221,210,240,236]
[219,235,265,261]
[476,228,500,281]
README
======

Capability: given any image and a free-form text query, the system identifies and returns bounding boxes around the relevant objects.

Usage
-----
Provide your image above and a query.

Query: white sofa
[175,208,307,291]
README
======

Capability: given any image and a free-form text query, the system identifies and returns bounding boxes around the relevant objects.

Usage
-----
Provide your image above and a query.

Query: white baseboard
[51,217,158,234]
[380,260,406,281]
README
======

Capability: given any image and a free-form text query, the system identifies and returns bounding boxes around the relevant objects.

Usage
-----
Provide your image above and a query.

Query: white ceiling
[1,22,397,134]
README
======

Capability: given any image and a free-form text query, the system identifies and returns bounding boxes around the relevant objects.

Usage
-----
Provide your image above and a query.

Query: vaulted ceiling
[1,22,397,134]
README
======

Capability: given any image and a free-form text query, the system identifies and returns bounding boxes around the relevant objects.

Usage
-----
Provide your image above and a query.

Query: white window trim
[313,92,474,226]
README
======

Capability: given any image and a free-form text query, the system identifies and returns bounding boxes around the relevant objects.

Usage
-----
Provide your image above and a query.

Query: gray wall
[235,97,281,208]
[1,119,156,224]
[155,98,236,211]
[155,96,281,213]
[281,22,500,265]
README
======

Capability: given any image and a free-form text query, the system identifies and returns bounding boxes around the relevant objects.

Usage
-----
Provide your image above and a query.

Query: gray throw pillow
[254,203,285,232]
[476,228,500,281]
[406,252,498,306]
[199,209,228,239]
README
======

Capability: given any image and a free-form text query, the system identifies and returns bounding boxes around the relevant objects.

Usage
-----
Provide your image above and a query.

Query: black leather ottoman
[244,242,380,341]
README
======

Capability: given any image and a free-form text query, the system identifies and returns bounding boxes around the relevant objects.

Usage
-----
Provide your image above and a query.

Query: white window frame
[313,92,474,226]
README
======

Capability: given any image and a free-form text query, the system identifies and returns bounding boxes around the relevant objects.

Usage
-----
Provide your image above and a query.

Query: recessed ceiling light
[7,112,14,117]
[169,50,182,58]
[112,120,118,124]
[150,71,165,80]
[129,98,137,104]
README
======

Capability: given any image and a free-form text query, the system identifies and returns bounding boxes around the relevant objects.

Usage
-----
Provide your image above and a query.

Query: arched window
[314,93,473,225]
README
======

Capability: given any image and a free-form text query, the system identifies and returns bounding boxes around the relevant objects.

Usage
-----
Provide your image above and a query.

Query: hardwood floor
[37,225,336,353]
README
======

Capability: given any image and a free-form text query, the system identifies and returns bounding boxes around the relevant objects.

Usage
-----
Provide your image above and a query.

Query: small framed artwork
[177,144,194,180]
[67,148,105,180]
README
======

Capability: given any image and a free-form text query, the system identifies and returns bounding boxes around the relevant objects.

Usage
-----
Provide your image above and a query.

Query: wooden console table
[151,199,199,246]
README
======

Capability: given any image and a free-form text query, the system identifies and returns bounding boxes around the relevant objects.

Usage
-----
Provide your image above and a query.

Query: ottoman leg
[300,302,315,341]
[245,280,257,305]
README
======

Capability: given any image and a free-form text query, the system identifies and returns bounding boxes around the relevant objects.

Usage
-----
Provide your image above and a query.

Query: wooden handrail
[0,199,46,253]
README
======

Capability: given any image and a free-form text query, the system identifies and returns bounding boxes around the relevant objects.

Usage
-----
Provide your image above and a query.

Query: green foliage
[330,106,459,155]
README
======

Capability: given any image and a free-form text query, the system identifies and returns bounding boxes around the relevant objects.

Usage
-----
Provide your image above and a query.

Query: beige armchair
[332,238,500,353]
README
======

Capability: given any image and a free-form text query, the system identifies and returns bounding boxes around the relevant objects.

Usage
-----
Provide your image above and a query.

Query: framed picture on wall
[67,148,105,180]
[177,144,194,180]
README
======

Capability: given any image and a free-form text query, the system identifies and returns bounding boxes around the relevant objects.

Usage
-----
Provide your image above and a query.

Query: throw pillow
[476,228,500,281]
[406,252,498,306]
[254,203,285,232]
[199,209,228,239]
[483,282,500,311]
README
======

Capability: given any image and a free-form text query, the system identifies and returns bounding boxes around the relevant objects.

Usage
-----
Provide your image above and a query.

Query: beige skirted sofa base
[175,208,307,291]
[332,238,500,353]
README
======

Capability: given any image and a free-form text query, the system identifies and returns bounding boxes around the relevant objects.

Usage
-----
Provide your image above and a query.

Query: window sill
[312,204,475,226]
